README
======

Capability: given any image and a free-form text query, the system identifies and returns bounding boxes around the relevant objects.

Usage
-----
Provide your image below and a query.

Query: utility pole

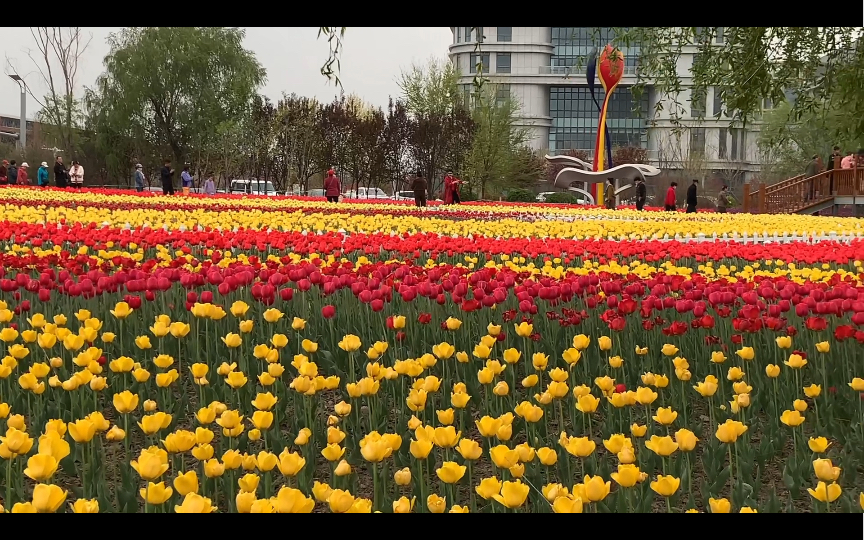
[8,74,27,150]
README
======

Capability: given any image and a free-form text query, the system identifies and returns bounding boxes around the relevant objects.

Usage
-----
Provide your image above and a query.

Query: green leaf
[710,466,731,494]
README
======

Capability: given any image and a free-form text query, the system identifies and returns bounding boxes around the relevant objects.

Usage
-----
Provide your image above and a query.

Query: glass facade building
[549,87,649,152]
[551,27,640,70]
[548,27,648,153]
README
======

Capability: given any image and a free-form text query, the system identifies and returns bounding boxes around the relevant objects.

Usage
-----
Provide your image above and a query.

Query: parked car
[230,179,278,196]
[306,189,325,198]
[536,191,589,205]
[343,187,390,200]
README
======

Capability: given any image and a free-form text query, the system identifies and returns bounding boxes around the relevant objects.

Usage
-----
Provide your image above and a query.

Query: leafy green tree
[88,27,266,173]
[465,84,530,199]
[275,94,324,192]
[507,146,546,190]
[615,27,863,138]
[757,100,859,182]
[398,58,473,196]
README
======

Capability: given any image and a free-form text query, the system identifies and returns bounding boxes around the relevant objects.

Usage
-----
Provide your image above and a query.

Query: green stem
[5,458,11,510]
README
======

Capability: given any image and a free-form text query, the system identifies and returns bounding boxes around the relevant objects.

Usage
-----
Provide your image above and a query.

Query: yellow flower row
[3,187,864,238]
[2,186,863,231]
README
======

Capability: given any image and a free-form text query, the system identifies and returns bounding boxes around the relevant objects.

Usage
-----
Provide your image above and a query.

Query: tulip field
[2,186,864,513]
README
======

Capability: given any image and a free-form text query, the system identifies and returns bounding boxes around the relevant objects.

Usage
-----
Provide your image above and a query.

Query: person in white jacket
[69,161,84,189]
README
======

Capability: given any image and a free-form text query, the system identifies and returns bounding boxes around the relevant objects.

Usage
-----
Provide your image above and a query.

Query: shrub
[506,188,537,203]
[543,192,580,205]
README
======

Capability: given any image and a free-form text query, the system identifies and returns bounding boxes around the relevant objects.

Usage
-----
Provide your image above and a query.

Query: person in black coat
[7,160,17,184]
[411,170,428,208]
[635,177,647,211]
[686,179,698,213]
[160,159,175,195]
[53,156,68,188]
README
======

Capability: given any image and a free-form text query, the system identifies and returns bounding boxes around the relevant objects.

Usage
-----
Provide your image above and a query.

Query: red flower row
[3,221,864,266]
[2,241,864,339]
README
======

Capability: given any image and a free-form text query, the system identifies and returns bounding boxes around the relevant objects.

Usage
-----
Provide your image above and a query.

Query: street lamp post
[8,74,26,150]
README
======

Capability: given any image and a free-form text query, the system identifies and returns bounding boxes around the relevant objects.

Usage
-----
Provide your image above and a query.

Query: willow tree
[614,28,864,135]
[89,27,266,172]
[320,27,864,141]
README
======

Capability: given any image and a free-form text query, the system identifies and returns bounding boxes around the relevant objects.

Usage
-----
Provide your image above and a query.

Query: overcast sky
[0,27,453,120]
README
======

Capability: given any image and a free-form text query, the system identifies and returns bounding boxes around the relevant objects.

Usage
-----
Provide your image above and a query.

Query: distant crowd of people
[137,159,217,196]
[0,156,84,188]
[322,168,464,207]
[603,176,734,213]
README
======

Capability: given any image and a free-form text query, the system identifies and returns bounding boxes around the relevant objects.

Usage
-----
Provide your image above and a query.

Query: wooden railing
[743,167,864,214]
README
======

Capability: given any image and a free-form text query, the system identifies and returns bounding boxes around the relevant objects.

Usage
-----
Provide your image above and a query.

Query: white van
[343,187,390,200]
[229,179,278,196]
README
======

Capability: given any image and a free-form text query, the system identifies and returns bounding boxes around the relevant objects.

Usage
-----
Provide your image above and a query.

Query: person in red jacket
[17,162,30,186]
[664,182,677,211]
[443,169,462,204]
[323,169,341,202]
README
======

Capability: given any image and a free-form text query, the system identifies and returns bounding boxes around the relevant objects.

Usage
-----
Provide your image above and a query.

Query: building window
[496,53,511,74]
[455,54,461,72]
[718,128,727,159]
[689,128,706,157]
[762,97,773,110]
[1,117,20,128]
[551,27,639,71]
[692,53,703,71]
[464,27,473,42]
[548,85,649,152]
[690,88,706,118]
[495,84,511,107]
[469,53,490,74]
[730,128,745,161]
[457,27,461,43]
[497,27,512,42]
[716,27,724,44]
[461,84,472,107]
[713,87,723,117]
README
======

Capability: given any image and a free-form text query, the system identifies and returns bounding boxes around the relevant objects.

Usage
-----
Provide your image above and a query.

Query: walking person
[804,154,820,178]
[7,160,18,185]
[37,162,49,187]
[604,178,616,209]
[634,176,647,211]
[204,172,216,195]
[160,159,175,195]
[69,160,84,189]
[664,182,678,211]
[686,179,698,213]
[444,169,463,205]
[54,156,68,189]
[411,170,428,208]
[826,146,842,195]
[134,164,146,192]
[0,160,8,185]
[17,162,29,185]
[323,169,341,202]
[181,164,193,195]
[716,185,734,213]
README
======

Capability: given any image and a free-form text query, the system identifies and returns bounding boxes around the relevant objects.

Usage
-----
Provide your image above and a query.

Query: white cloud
[0,26,452,119]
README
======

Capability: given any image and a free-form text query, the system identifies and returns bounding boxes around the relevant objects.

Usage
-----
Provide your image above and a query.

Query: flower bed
[0,188,863,513]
